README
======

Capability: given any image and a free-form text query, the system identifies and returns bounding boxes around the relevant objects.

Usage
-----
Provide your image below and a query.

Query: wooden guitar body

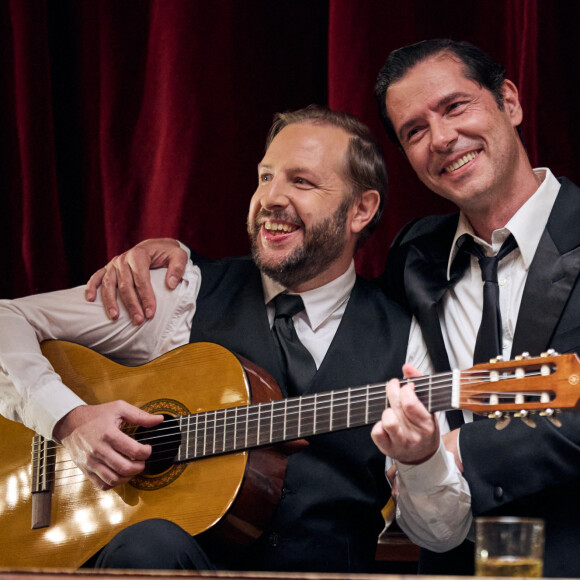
[0,341,288,569]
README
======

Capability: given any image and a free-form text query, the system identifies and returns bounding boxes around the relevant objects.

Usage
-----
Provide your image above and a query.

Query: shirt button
[499,278,507,286]
[494,486,504,501]
[268,532,280,547]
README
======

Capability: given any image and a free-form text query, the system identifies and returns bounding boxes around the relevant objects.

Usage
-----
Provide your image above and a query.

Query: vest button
[493,486,504,501]
[268,532,280,547]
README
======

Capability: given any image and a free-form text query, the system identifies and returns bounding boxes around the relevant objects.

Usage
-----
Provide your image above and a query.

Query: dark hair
[266,104,387,246]
[374,39,509,147]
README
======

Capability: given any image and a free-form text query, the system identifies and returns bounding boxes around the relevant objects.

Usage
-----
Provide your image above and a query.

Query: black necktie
[459,234,518,365]
[271,293,317,395]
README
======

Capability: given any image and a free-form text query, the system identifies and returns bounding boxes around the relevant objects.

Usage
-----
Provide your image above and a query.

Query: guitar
[1,340,579,569]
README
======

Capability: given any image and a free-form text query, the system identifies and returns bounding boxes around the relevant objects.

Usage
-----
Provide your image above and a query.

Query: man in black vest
[369,40,580,578]
[0,106,425,572]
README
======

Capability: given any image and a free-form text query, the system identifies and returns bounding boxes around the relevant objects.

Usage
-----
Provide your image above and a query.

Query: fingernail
[168,276,178,288]
[133,314,144,325]
[108,308,118,320]
[145,307,153,319]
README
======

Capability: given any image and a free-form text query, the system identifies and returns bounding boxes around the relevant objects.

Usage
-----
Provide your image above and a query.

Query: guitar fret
[300,395,314,438]
[329,391,334,431]
[233,407,238,451]
[222,408,227,453]
[313,393,318,434]
[347,390,351,429]
[365,385,370,424]
[247,406,257,448]
[244,406,249,448]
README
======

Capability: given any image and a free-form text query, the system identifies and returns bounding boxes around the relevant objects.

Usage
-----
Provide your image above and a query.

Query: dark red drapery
[2,0,579,299]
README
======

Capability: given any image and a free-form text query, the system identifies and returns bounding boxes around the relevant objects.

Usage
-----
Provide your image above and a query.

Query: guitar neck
[176,377,454,461]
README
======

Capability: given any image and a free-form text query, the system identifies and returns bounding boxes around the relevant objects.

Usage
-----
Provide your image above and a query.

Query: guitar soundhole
[135,414,181,476]
[128,398,189,490]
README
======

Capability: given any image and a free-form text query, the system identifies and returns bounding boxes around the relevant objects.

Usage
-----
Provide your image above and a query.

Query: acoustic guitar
[1,340,579,568]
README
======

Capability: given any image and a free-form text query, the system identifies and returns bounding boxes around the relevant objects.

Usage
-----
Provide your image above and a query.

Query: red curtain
[2,0,579,299]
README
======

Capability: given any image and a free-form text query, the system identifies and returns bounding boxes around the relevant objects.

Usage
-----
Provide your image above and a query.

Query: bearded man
[0,105,429,572]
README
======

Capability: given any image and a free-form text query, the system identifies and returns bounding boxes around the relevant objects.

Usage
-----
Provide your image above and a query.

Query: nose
[429,119,458,153]
[260,176,290,211]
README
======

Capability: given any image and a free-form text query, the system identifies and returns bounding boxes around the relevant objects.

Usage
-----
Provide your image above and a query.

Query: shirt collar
[262,261,356,331]
[446,168,561,279]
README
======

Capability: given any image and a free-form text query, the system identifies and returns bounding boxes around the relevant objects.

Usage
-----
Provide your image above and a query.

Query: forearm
[0,266,199,439]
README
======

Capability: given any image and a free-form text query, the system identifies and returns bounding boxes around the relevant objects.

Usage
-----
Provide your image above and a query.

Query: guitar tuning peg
[520,416,537,428]
[493,415,511,431]
[514,410,537,428]
[540,408,563,428]
[540,349,558,357]
[515,352,530,360]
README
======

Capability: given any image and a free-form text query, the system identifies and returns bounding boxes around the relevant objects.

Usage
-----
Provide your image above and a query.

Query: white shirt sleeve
[382,316,472,551]
[394,440,472,551]
[0,263,201,440]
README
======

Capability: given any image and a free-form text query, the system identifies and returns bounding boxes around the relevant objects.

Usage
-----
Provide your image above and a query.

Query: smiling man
[0,105,431,572]
[82,40,580,578]
[371,39,580,578]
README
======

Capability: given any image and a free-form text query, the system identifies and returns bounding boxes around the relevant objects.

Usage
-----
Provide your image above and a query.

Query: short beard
[248,198,351,289]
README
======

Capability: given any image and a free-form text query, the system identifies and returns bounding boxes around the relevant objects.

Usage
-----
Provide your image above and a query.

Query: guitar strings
[34,368,550,462]
[33,366,552,483]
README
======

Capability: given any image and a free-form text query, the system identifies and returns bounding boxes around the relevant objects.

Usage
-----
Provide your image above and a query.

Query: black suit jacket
[380,177,580,577]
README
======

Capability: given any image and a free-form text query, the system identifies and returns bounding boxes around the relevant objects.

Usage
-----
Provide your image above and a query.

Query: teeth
[264,221,297,233]
[445,151,479,173]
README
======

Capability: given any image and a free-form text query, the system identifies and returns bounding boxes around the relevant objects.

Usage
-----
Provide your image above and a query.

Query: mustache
[253,208,303,228]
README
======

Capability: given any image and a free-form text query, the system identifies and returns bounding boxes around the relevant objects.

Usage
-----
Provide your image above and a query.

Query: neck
[465,163,541,243]
[288,257,353,293]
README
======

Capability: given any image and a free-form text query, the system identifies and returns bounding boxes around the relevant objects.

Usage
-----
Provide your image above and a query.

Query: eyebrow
[257,164,317,175]
[397,91,472,142]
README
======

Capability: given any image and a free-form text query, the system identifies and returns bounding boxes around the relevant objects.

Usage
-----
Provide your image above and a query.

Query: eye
[294,177,313,187]
[405,126,424,144]
[259,173,272,183]
[447,101,468,115]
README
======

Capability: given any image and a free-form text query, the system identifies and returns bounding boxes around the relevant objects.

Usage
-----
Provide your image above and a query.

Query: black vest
[189,256,410,573]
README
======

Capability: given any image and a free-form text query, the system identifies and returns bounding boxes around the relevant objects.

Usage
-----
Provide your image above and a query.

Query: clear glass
[475,517,545,577]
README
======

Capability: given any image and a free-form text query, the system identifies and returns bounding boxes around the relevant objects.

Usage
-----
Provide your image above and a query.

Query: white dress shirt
[392,168,561,552]
[0,259,430,444]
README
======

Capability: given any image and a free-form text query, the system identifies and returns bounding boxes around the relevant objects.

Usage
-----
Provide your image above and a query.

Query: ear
[501,79,523,127]
[349,189,381,234]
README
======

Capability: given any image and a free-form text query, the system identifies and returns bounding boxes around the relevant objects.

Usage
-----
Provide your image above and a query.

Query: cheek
[404,148,429,176]
[247,192,261,222]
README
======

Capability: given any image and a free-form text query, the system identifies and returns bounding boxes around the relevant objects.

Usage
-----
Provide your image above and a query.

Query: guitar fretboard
[176,380,455,461]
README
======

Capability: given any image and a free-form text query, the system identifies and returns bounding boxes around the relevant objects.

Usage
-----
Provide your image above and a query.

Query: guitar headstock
[458,351,580,426]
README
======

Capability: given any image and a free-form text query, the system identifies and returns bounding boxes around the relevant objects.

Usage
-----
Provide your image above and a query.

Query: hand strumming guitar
[53,401,163,490]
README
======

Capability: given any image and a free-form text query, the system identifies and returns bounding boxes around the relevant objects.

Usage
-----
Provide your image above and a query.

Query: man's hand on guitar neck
[371,363,440,465]
[53,401,164,490]
[85,238,188,326]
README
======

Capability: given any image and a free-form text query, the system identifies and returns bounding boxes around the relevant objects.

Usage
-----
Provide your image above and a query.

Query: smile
[264,221,299,234]
[444,150,480,173]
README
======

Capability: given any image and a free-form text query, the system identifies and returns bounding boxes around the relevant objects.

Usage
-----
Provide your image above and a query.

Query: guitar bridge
[31,434,55,529]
